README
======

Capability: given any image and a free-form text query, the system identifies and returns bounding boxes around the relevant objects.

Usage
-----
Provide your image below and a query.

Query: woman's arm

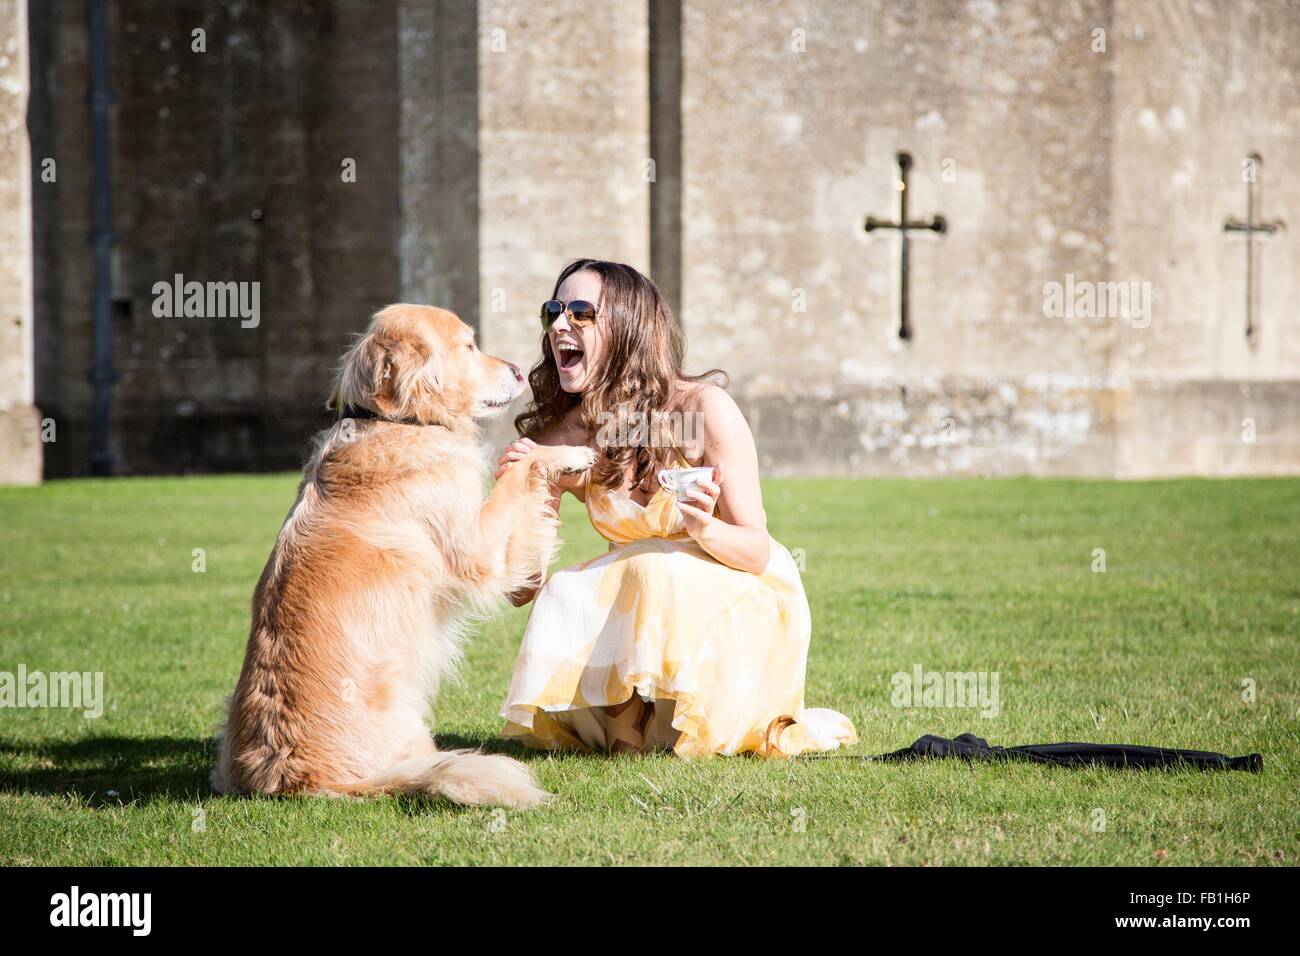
[675,386,772,575]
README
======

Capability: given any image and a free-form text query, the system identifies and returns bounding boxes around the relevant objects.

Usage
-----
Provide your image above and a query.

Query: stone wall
[676,0,1300,477]
[0,0,41,484]
[398,0,480,323]
[26,0,651,477]
[476,0,651,455]
[31,0,405,476]
[476,0,650,369]
[15,0,1300,480]
[1108,0,1300,476]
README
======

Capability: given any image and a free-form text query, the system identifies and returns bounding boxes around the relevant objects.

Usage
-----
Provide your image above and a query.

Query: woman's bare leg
[644,699,681,752]
[602,695,649,753]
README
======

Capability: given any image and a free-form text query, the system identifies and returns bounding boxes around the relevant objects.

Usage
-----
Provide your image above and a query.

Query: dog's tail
[344,750,551,809]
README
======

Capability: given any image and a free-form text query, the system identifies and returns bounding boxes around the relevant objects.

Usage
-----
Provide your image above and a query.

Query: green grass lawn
[1,474,1297,865]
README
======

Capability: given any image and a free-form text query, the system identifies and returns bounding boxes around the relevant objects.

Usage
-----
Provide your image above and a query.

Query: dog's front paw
[532,444,597,477]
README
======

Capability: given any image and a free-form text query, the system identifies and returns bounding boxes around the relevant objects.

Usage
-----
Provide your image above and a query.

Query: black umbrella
[800,732,1262,772]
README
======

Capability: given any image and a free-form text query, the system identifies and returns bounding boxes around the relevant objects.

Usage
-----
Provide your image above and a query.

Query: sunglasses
[540,299,600,331]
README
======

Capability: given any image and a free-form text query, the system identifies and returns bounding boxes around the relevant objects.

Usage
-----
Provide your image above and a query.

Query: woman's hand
[675,461,724,542]
[495,437,536,479]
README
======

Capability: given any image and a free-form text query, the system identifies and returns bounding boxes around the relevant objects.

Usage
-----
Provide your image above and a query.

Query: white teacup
[657,466,716,504]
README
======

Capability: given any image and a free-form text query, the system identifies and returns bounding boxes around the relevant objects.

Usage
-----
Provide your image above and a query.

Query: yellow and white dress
[498,453,857,758]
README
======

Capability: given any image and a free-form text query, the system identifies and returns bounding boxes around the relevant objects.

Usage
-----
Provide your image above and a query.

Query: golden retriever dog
[211,304,593,808]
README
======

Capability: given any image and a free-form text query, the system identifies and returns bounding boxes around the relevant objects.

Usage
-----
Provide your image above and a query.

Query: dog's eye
[465,342,475,351]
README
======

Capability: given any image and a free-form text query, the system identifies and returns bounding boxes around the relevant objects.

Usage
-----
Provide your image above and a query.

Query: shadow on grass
[0,731,573,812]
[435,731,674,764]
[0,735,214,807]
[434,731,548,759]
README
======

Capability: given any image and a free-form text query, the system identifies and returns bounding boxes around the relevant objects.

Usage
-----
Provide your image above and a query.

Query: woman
[496,258,856,757]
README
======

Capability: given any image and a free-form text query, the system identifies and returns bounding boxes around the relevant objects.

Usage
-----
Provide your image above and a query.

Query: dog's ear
[382,337,445,419]
[368,337,403,417]
[410,338,444,395]
[329,320,447,422]
[330,332,402,417]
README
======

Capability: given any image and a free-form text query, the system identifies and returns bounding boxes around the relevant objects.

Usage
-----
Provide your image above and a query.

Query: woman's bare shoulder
[684,382,737,413]
[674,382,744,458]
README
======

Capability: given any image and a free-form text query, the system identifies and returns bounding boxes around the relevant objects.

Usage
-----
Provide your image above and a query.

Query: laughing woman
[496,258,856,758]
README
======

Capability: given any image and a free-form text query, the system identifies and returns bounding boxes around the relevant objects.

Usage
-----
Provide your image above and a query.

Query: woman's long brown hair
[514,258,727,494]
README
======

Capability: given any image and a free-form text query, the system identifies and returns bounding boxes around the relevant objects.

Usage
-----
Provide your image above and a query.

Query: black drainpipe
[87,0,117,475]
